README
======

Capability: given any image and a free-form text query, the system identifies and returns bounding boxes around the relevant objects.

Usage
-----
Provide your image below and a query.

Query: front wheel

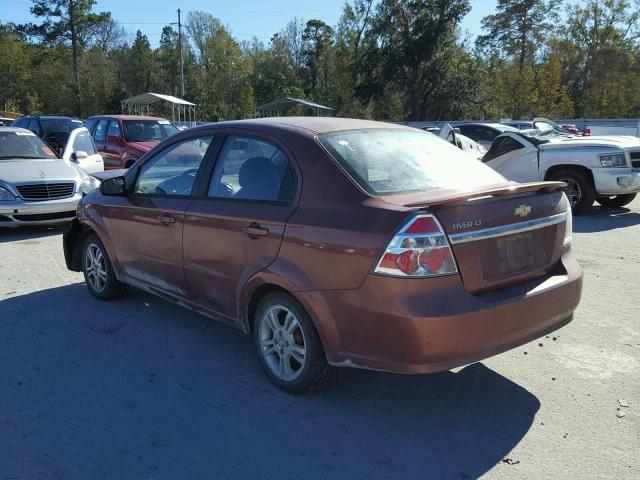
[596,193,637,208]
[253,293,333,393]
[548,169,596,215]
[82,233,127,300]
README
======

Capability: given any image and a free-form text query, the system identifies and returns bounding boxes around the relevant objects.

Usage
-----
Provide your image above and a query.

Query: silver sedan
[0,127,101,226]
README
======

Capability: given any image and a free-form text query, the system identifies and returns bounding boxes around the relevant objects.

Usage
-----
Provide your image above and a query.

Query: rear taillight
[584,128,591,136]
[374,214,458,277]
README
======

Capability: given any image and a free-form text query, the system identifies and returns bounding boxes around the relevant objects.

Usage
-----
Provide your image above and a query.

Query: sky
[1,0,497,47]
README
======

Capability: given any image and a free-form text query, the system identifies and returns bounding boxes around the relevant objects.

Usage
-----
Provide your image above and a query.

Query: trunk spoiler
[389,182,566,208]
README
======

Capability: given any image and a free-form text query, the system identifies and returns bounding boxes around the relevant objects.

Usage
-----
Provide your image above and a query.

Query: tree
[357,0,473,120]
[26,0,109,115]
[301,20,334,94]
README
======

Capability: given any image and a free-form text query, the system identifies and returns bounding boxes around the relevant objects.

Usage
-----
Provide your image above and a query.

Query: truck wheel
[596,193,637,208]
[548,170,596,215]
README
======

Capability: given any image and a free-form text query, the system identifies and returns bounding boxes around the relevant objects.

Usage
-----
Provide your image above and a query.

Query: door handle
[243,224,269,237]
[158,214,176,225]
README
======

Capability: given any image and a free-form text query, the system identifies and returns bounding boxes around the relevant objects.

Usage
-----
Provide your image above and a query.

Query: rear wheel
[548,169,596,215]
[82,233,127,300]
[253,293,333,393]
[596,193,637,208]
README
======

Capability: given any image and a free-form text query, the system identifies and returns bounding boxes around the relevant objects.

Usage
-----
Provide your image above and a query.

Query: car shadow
[1,284,540,479]
[0,224,67,243]
[573,206,640,233]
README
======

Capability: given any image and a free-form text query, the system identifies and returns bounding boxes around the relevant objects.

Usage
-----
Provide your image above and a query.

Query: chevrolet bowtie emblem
[514,204,532,218]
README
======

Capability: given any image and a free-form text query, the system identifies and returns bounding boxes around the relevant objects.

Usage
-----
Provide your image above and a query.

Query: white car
[457,123,520,149]
[61,127,104,174]
[483,124,640,213]
[0,127,101,226]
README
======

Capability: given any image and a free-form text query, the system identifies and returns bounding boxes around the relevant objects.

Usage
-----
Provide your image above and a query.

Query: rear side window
[85,118,97,134]
[71,130,97,155]
[94,120,109,141]
[318,129,505,196]
[207,136,296,202]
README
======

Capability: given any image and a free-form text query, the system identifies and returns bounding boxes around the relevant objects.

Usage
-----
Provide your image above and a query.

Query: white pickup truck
[484,122,640,213]
[585,122,640,138]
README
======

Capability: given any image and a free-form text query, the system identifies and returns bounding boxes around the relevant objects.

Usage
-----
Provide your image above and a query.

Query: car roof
[87,114,169,121]
[189,117,413,135]
[21,115,80,120]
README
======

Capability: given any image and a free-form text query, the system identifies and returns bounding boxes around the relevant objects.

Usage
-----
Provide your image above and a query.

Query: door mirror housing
[100,176,127,196]
[71,150,88,162]
[106,134,120,144]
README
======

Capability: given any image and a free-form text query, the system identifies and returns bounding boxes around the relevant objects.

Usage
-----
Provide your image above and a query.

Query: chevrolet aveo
[63,118,583,393]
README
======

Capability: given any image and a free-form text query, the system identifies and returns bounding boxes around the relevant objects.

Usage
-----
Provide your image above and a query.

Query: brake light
[374,214,458,277]
[584,128,591,136]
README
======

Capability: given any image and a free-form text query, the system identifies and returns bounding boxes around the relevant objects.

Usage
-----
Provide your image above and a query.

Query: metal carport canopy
[121,92,196,125]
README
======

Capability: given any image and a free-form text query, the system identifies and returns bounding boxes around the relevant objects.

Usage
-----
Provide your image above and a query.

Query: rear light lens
[584,128,591,136]
[374,214,458,277]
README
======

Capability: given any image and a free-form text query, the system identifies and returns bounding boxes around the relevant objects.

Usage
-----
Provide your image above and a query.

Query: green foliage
[3,0,640,121]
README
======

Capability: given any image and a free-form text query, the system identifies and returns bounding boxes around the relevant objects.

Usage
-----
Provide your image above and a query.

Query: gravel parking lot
[1,200,639,479]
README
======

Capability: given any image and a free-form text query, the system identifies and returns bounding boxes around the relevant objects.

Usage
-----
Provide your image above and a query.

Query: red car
[85,115,178,169]
[63,118,582,393]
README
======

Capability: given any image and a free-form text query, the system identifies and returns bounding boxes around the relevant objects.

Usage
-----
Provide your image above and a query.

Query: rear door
[183,133,299,320]
[101,120,124,169]
[108,134,214,299]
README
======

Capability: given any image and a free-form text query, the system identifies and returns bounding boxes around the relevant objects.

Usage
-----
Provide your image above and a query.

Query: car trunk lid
[381,182,569,293]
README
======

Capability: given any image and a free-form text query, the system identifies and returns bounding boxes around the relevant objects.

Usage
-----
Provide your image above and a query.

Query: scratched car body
[63,118,583,392]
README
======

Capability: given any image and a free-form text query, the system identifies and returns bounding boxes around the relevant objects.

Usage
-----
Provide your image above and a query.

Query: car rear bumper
[298,249,582,374]
[593,167,640,194]
[0,195,80,226]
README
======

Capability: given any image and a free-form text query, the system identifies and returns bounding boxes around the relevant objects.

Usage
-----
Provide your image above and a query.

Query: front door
[108,134,214,299]
[183,134,299,321]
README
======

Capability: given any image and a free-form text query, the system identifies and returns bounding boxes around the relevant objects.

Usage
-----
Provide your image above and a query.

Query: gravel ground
[0,199,638,479]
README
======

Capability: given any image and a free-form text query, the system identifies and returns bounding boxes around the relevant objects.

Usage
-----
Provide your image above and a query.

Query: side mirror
[106,134,120,144]
[100,176,127,196]
[71,151,88,162]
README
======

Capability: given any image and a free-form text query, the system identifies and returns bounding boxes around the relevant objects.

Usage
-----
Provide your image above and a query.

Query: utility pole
[178,9,185,99]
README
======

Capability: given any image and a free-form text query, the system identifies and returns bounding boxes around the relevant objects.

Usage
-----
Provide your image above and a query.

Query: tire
[253,292,333,393]
[548,169,596,215]
[81,233,127,300]
[596,193,637,208]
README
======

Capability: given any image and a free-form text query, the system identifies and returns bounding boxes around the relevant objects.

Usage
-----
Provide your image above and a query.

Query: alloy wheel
[258,305,308,381]
[560,177,582,207]
[85,243,108,292]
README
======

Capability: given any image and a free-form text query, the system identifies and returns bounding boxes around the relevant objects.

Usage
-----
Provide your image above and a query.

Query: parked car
[437,124,487,159]
[60,127,104,174]
[501,121,534,130]
[0,117,16,127]
[483,125,640,213]
[85,115,178,169]
[0,127,101,226]
[11,115,85,155]
[62,118,582,393]
[457,123,519,148]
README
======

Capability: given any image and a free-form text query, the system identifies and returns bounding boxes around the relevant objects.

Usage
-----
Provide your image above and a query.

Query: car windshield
[518,128,573,144]
[40,118,85,136]
[122,120,178,142]
[0,131,58,159]
[318,129,506,195]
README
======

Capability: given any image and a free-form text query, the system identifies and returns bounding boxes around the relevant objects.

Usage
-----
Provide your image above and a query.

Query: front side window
[483,136,525,162]
[123,120,178,142]
[207,136,296,202]
[135,136,213,196]
[318,129,506,196]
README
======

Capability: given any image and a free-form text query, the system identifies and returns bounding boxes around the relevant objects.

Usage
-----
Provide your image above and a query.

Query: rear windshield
[41,118,84,136]
[0,131,58,160]
[318,129,505,195]
[123,120,178,142]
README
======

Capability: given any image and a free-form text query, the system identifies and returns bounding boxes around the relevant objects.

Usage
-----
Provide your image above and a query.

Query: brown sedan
[63,118,582,392]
